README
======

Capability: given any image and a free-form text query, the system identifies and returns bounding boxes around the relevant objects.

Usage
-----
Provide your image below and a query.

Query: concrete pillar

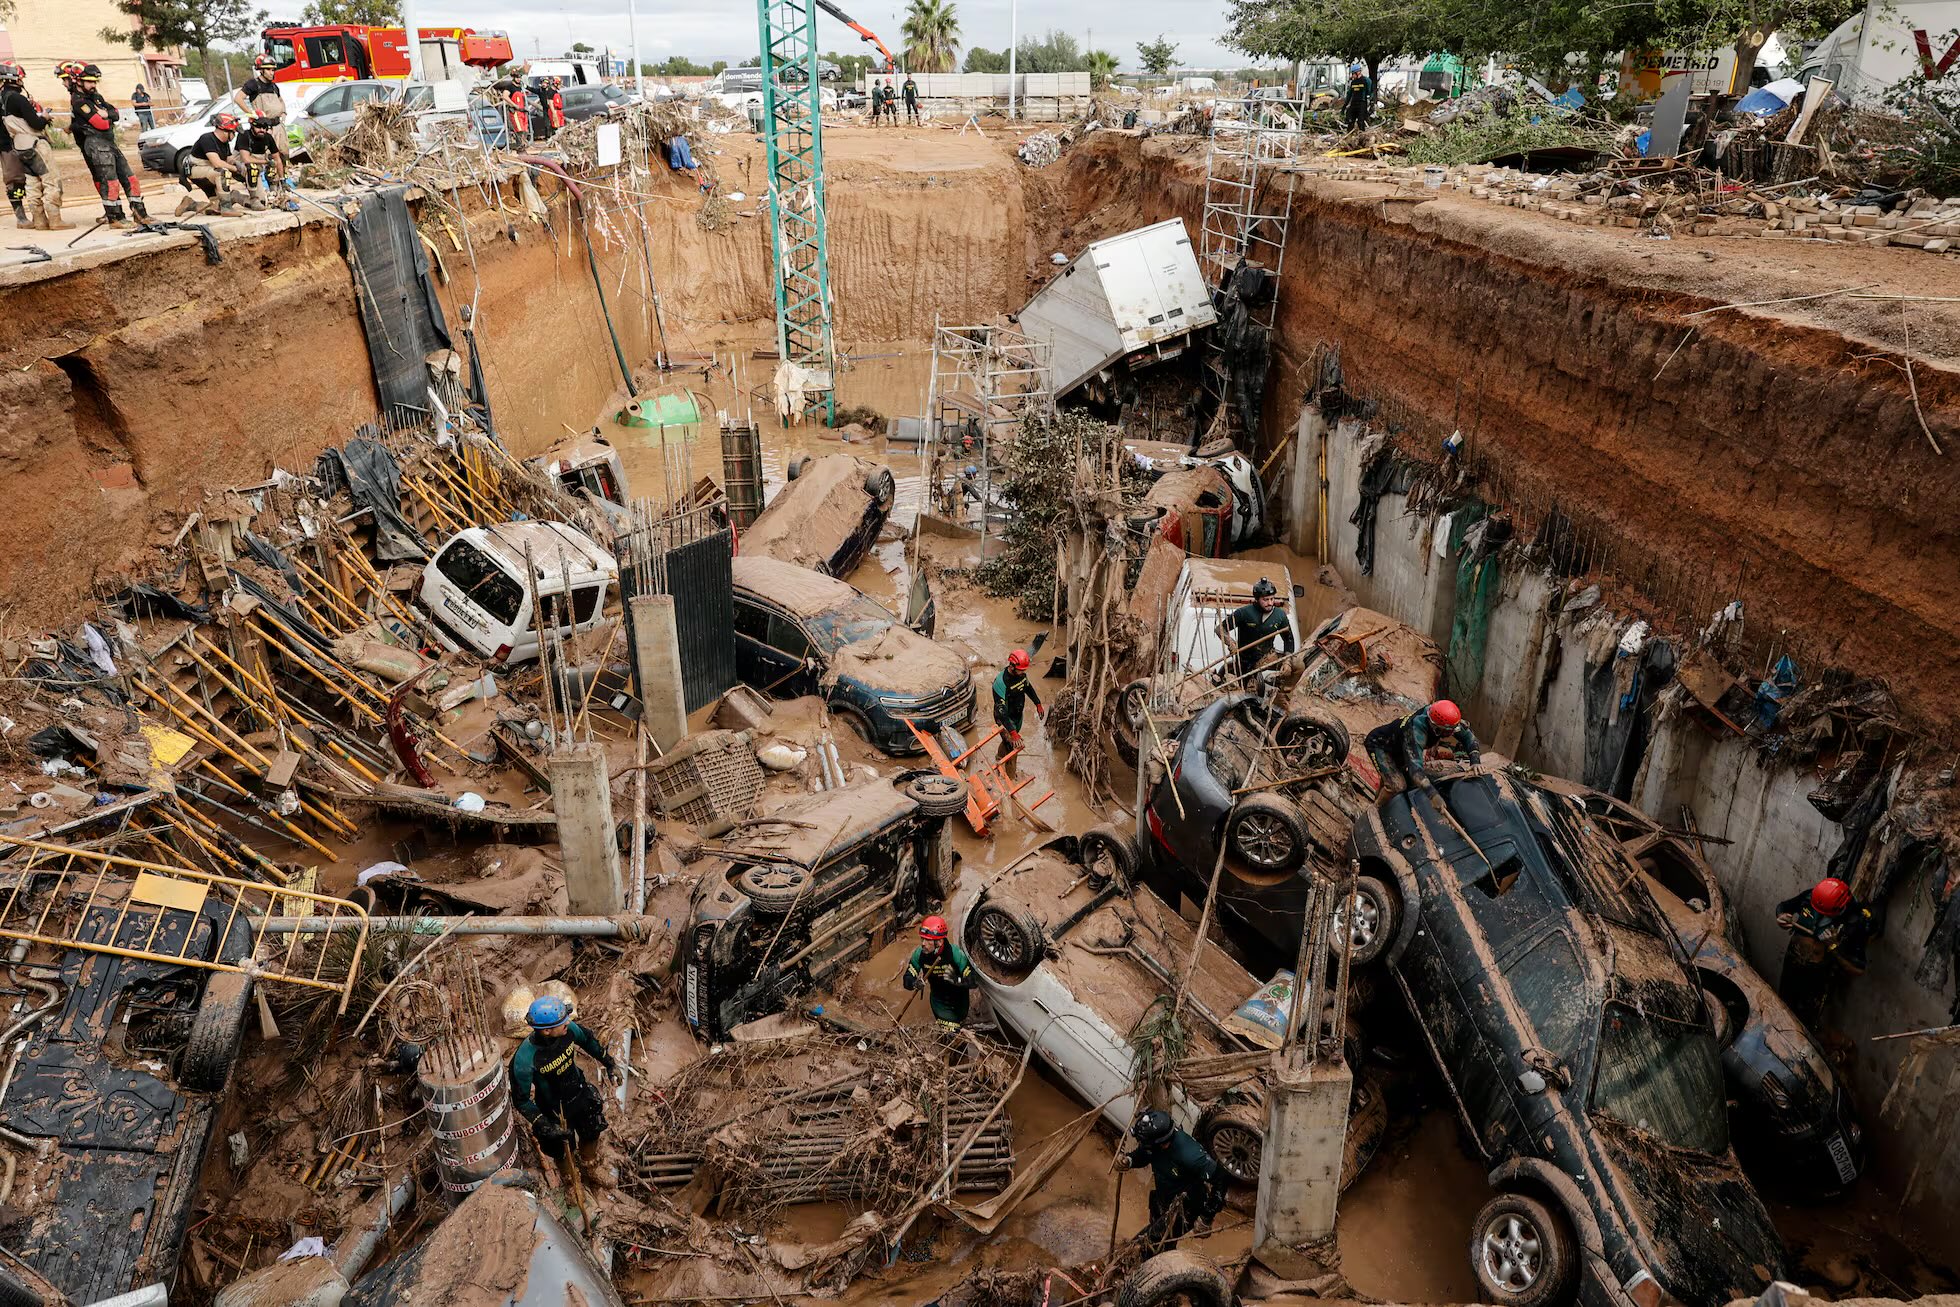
[1253,1054,1353,1278]
[1286,405,1327,559]
[551,744,622,915]
[630,593,687,753]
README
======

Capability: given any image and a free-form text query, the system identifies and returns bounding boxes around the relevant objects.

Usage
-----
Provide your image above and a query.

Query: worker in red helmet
[1363,698,1480,799]
[1775,876,1877,1029]
[903,915,977,1027]
[991,647,1044,775]
[177,112,256,216]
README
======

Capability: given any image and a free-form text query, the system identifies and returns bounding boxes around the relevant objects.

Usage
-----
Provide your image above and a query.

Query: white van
[1797,0,1960,108]
[417,522,618,664]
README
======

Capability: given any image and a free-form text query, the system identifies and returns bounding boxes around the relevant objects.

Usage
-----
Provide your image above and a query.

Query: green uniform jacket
[1127,1128,1227,1209]
[1227,601,1294,668]
[509,1021,610,1120]
[905,942,978,1022]
[991,668,1041,733]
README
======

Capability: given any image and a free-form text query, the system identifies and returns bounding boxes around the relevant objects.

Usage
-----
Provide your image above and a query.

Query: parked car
[291,79,474,147]
[683,774,968,1040]
[743,453,896,577]
[136,94,236,175]
[1572,787,1865,1195]
[730,556,971,754]
[949,831,1387,1189]
[838,87,868,109]
[561,82,633,121]
[1348,767,1787,1307]
[536,433,629,520]
[2,875,255,1304]
[418,521,618,665]
[469,94,510,148]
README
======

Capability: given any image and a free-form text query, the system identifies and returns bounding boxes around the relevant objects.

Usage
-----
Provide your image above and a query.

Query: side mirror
[1291,583,1306,598]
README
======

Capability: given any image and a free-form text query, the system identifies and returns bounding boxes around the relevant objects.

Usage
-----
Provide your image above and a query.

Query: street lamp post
[1007,0,1017,118]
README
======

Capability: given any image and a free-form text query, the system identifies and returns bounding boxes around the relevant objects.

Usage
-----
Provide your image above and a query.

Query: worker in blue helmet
[509,995,615,1164]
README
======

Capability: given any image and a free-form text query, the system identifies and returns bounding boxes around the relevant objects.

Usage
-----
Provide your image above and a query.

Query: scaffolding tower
[919,321,1056,545]
[757,0,837,424]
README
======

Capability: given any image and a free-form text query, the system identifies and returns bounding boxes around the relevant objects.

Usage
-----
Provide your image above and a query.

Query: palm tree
[1086,49,1118,90]
[901,0,961,74]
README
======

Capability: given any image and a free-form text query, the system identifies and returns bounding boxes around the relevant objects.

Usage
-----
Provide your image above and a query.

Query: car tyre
[1197,1100,1265,1185]
[831,702,876,746]
[787,455,810,481]
[1277,711,1351,773]
[964,896,1044,983]
[1225,794,1311,877]
[1113,678,1150,767]
[181,971,253,1093]
[0,1267,43,1307]
[903,774,969,819]
[864,466,896,510]
[1079,824,1139,886]
[1330,874,1399,966]
[171,146,191,178]
[1471,1193,1577,1307]
[735,862,814,913]
[1115,1250,1233,1307]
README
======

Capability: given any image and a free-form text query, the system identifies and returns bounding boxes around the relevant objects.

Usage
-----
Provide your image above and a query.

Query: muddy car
[744,453,897,577]
[731,556,972,755]
[949,830,1386,1189]
[684,774,969,1041]
[1124,438,1266,550]
[1,882,256,1304]
[1347,768,1786,1307]
[1576,789,1864,1195]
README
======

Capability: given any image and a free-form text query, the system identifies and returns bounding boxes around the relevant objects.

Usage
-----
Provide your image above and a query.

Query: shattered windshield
[807,596,893,654]
[1591,1002,1728,1156]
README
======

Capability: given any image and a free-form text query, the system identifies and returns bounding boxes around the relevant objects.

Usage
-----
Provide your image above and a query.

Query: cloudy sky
[414,0,1243,71]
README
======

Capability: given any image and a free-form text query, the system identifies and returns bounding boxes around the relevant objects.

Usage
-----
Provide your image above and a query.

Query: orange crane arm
[814,0,897,72]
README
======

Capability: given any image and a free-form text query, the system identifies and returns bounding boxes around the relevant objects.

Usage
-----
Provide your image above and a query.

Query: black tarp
[340,185,452,417]
[1581,636,1675,798]
[317,439,428,562]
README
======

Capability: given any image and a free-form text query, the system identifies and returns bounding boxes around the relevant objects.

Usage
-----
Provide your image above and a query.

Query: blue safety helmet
[526,995,569,1029]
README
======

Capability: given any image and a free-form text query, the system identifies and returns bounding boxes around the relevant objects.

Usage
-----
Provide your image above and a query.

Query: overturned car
[745,453,897,578]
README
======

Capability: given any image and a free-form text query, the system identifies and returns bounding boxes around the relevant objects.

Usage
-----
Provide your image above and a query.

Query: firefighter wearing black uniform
[2,63,67,230]
[492,76,531,148]
[231,56,295,184]
[1120,1108,1228,1247]
[1363,699,1480,797]
[510,995,615,1162]
[1220,577,1294,682]
[61,63,149,226]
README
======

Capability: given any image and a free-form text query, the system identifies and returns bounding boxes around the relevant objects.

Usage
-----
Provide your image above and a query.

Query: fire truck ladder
[758,0,838,424]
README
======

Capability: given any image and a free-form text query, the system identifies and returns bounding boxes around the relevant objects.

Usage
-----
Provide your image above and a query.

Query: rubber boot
[103,202,129,229]
[10,203,28,228]
[130,197,151,225]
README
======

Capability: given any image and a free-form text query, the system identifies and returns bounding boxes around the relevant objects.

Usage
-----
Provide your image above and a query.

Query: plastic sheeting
[1580,627,1674,797]
[1349,443,1399,576]
[339,185,453,417]
[317,439,428,563]
[1444,505,1499,698]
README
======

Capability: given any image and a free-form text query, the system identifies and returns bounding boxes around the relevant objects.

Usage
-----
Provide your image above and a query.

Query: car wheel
[1197,1100,1265,1184]
[1115,1250,1233,1307]
[1113,678,1150,767]
[787,455,810,481]
[1471,1193,1577,1307]
[964,896,1043,983]
[903,774,969,819]
[1225,794,1311,877]
[1330,874,1399,966]
[1277,711,1351,773]
[181,971,253,1093]
[864,466,896,510]
[831,702,875,746]
[1079,824,1139,886]
[171,146,191,177]
[736,861,813,913]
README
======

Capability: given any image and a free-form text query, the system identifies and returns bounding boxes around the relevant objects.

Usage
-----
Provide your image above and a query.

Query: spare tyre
[736,861,813,913]
[181,971,254,1094]
[1225,793,1311,878]
[1116,1250,1233,1307]
[787,455,810,481]
[1079,823,1139,886]
[903,774,969,818]
[964,896,1044,983]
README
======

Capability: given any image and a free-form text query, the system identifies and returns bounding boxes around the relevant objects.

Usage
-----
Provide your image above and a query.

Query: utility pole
[1007,0,1017,118]
[401,0,426,81]
[627,0,645,98]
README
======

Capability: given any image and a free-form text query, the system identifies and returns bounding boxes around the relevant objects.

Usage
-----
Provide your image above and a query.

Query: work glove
[533,1118,569,1146]
[902,970,921,991]
[1035,703,1046,719]
[597,1059,616,1084]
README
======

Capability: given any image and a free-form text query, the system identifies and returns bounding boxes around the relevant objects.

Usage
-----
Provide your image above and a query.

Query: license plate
[1826,1132,1855,1184]
[683,963,699,1027]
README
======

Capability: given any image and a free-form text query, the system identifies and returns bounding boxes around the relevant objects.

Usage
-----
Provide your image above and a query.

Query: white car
[136,96,233,176]
[417,521,617,664]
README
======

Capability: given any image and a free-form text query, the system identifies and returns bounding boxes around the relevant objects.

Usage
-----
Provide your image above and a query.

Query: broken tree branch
[1900,318,1944,457]
[1680,282,1880,319]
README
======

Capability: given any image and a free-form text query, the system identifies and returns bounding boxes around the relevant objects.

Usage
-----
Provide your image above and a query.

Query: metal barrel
[720,420,764,528]
[419,1054,518,1200]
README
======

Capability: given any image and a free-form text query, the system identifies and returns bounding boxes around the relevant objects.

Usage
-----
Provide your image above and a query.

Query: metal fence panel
[660,529,736,713]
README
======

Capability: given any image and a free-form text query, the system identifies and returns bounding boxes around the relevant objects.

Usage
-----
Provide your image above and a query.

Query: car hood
[1593,1119,1786,1303]
[824,625,964,699]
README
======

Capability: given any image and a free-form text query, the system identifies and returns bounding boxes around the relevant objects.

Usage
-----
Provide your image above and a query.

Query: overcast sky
[403,0,1244,70]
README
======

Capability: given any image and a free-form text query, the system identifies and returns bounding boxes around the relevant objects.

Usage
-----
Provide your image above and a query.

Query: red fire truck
[258,22,514,86]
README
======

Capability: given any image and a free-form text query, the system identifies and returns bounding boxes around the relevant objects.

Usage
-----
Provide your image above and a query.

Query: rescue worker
[902,915,978,1027]
[991,647,1044,773]
[236,116,299,210]
[902,73,920,123]
[1119,1108,1228,1247]
[537,77,566,140]
[176,112,255,216]
[2,62,69,231]
[0,65,28,228]
[231,55,296,187]
[1775,877,1878,1029]
[492,74,531,149]
[1363,699,1480,797]
[879,78,897,124]
[509,995,616,1165]
[64,62,150,227]
[131,81,153,130]
[1218,577,1294,683]
[1342,61,1372,131]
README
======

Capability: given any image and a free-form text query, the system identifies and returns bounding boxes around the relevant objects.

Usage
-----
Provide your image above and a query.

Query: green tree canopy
[1087,49,1119,87]
[301,0,399,23]
[1136,34,1178,75]
[1017,29,1084,72]
[901,0,961,72]
[101,0,267,77]
[964,45,1008,71]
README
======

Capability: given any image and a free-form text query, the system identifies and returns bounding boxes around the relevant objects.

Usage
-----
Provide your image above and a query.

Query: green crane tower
[757,0,837,424]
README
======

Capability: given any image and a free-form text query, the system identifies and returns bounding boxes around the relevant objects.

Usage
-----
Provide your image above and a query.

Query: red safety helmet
[1810,877,1852,917]
[253,54,278,71]
[213,112,241,132]
[920,915,949,942]
[1428,699,1463,729]
[1006,649,1031,671]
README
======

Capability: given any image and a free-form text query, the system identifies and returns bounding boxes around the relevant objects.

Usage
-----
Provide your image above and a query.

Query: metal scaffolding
[758,0,837,423]
[1197,97,1312,318]
[919,321,1056,544]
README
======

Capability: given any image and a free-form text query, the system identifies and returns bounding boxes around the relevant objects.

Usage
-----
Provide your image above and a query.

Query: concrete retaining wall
[1289,400,1960,1252]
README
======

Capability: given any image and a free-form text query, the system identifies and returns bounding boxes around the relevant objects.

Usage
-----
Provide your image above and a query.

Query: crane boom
[814,0,897,71]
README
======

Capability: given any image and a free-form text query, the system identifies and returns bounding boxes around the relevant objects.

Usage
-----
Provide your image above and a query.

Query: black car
[1348,769,1787,1307]
[1578,789,1864,1195]
[561,82,633,122]
[683,774,968,1040]
[730,556,971,755]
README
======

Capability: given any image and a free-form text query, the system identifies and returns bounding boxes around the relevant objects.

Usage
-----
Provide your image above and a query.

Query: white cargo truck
[1014,218,1219,400]
[1797,0,1960,108]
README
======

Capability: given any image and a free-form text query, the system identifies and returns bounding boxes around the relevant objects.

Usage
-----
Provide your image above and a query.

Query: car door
[301,85,349,139]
